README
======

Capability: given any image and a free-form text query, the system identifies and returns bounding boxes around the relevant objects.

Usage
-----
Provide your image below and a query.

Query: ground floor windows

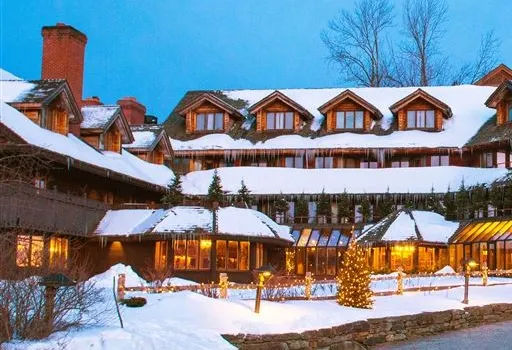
[49,237,69,269]
[155,241,169,271]
[16,235,44,267]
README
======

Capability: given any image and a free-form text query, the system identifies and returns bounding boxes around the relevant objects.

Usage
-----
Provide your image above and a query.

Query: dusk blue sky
[1,1,511,121]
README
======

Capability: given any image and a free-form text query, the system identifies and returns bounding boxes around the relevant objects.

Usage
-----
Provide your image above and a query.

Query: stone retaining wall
[222,303,512,349]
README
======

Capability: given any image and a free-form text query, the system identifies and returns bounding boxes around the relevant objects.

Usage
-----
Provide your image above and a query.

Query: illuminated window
[49,237,69,269]
[199,240,211,269]
[336,111,364,129]
[406,110,435,129]
[173,239,186,270]
[196,112,223,131]
[154,241,168,271]
[266,112,294,130]
[186,240,198,269]
[227,241,238,270]
[239,242,249,270]
[255,243,264,268]
[16,235,43,268]
[216,240,227,270]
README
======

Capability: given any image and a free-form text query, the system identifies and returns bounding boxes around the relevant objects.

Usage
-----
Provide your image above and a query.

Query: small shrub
[120,297,147,308]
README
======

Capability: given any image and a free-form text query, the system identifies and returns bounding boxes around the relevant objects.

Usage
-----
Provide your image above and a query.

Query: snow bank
[162,277,199,286]
[413,211,460,243]
[89,264,147,289]
[435,265,457,274]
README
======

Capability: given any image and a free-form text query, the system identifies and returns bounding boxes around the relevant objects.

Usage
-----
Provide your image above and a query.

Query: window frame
[195,112,224,132]
[335,110,364,130]
[285,156,304,168]
[266,111,294,130]
[406,109,436,130]
[315,156,334,169]
[430,155,449,167]
[16,235,44,268]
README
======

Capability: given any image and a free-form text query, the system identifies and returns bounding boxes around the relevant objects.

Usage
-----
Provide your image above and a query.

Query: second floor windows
[315,156,334,168]
[196,112,223,131]
[266,112,294,130]
[285,156,304,168]
[407,110,435,129]
[431,155,449,166]
[336,111,364,130]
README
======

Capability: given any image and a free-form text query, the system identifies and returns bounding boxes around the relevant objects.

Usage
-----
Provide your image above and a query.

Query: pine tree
[455,181,470,220]
[425,186,443,215]
[337,190,353,223]
[377,188,394,218]
[469,184,487,218]
[274,195,290,214]
[443,187,457,221]
[295,194,309,223]
[237,180,252,207]
[207,169,224,203]
[316,189,331,216]
[403,197,415,209]
[489,181,504,216]
[336,238,373,309]
[357,195,373,223]
[161,174,184,207]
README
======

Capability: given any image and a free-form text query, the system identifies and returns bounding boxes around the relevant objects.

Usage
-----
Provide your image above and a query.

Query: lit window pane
[426,110,435,128]
[16,235,31,267]
[173,239,186,270]
[285,112,294,129]
[227,241,238,270]
[154,241,168,271]
[196,113,205,130]
[187,240,198,269]
[199,240,211,269]
[214,113,223,130]
[266,112,275,129]
[30,236,43,268]
[308,230,321,246]
[297,229,312,247]
[407,111,415,128]
[50,237,69,269]
[336,112,345,129]
[346,111,354,129]
[239,242,249,270]
[216,241,227,270]
[355,111,364,128]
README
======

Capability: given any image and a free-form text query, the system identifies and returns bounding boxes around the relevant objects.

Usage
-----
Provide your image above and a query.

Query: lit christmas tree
[336,232,373,309]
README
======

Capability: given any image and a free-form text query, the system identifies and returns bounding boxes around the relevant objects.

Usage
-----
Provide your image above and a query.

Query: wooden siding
[324,101,373,132]
[184,101,232,134]
[105,124,121,153]
[256,100,303,132]
[82,135,100,148]
[22,110,41,126]
[496,98,511,126]
[397,99,443,131]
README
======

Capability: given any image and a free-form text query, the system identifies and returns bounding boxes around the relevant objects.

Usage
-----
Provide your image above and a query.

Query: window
[186,240,198,269]
[199,240,211,269]
[315,156,334,168]
[173,239,186,270]
[336,111,364,129]
[154,241,168,271]
[266,112,294,130]
[16,235,43,267]
[508,105,512,122]
[406,110,435,129]
[360,160,378,169]
[285,156,304,168]
[239,242,250,270]
[227,241,238,270]
[34,176,46,189]
[497,152,506,168]
[431,155,449,167]
[216,240,227,270]
[196,112,223,131]
[391,159,409,168]
[255,243,264,269]
[216,240,251,271]
[173,239,210,270]
[49,237,69,269]
[480,152,494,168]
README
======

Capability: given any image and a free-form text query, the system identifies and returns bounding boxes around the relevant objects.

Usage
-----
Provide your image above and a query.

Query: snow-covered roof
[358,210,459,244]
[81,105,120,129]
[0,68,22,81]
[94,206,293,242]
[170,85,497,151]
[123,125,164,150]
[181,166,507,195]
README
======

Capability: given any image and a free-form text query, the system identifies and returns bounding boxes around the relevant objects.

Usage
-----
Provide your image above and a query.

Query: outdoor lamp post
[39,273,77,331]
[254,263,276,314]
[462,258,478,304]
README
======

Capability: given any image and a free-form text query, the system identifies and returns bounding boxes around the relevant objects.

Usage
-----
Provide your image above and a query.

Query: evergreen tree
[207,169,224,203]
[274,194,290,215]
[336,238,373,309]
[469,184,487,218]
[357,195,373,223]
[295,194,309,223]
[237,180,252,207]
[377,188,394,218]
[443,187,457,221]
[161,174,184,207]
[403,197,415,209]
[489,181,505,216]
[337,190,353,222]
[425,186,443,215]
[455,181,470,220]
[316,189,331,216]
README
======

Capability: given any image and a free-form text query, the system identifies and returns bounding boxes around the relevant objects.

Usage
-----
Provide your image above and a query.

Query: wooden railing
[0,183,108,236]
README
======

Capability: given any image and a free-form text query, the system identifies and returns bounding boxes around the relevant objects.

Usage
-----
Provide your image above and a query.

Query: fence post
[117,273,125,300]
[219,273,228,299]
[482,263,488,286]
[397,267,403,295]
[305,272,312,300]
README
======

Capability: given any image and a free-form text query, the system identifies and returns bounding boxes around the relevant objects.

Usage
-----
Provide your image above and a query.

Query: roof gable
[389,88,452,117]
[177,93,243,119]
[124,125,173,157]
[318,89,383,119]
[475,64,512,86]
[484,80,512,108]
[248,91,314,120]
[81,105,134,144]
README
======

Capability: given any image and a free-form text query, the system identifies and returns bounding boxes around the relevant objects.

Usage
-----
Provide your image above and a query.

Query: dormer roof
[317,89,383,119]
[389,88,452,117]
[475,64,512,87]
[484,80,512,109]
[248,90,314,120]
[81,105,134,144]
[124,125,173,157]
[177,92,244,119]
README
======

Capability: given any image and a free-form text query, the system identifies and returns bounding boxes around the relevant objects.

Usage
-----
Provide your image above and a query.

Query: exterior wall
[324,100,373,133]
[397,99,443,131]
[496,96,511,125]
[184,101,232,134]
[256,100,302,132]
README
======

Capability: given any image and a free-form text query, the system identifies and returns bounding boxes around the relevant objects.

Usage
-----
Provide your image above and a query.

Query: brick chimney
[82,96,103,106]
[117,97,146,125]
[41,23,87,107]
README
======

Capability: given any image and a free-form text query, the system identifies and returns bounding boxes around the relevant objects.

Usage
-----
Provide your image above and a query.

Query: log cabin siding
[496,99,511,125]
[256,100,303,132]
[324,100,373,132]
[397,99,443,131]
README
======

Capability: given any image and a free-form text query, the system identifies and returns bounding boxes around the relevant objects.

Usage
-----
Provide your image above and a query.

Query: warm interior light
[262,271,272,277]
[200,240,212,249]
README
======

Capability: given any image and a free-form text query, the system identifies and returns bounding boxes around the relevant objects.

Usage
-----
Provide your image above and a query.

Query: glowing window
[16,235,43,268]
[49,237,69,269]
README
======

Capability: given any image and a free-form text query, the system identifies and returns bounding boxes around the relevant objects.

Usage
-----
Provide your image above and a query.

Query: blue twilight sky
[1,0,511,121]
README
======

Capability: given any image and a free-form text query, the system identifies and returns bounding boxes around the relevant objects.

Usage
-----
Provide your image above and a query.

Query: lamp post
[254,263,276,314]
[462,258,478,304]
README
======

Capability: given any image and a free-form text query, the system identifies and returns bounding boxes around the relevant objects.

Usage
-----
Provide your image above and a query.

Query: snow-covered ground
[4,265,512,350]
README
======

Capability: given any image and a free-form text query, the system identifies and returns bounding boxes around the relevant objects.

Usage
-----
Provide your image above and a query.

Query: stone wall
[222,303,512,349]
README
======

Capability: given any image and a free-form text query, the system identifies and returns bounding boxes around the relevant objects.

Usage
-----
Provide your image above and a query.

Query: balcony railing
[0,183,108,236]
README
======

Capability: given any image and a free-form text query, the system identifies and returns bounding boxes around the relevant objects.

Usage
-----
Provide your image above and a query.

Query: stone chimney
[41,23,87,107]
[82,96,103,106]
[117,97,146,125]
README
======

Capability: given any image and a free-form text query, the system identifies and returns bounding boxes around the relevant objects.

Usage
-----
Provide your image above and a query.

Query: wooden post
[254,273,264,314]
[482,263,488,286]
[397,267,403,295]
[305,272,313,300]
[219,273,228,299]
[117,273,125,300]
[44,286,57,332]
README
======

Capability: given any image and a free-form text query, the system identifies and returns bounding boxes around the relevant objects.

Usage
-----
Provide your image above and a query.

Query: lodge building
[1,23,512,282]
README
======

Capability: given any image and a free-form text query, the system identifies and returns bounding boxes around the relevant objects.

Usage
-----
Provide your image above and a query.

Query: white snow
[0,68,22,80]
[88,264,147,289]
[81,105,120,129]
[95,206,293,242]
[172,85,497,150]
[181,166,507,195]
[435,265,457,274]
[381,211,417,241]
[124,131,158,149]
[412,210,460,243]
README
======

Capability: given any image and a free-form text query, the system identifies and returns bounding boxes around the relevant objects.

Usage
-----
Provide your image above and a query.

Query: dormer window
[508,105,512,122]
[406,110,435,129]
[196,112,223,131]
[266,112,294,130]
[336,110,364,130]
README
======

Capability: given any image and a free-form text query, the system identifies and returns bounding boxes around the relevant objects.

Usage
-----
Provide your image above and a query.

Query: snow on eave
[0,68,22,81]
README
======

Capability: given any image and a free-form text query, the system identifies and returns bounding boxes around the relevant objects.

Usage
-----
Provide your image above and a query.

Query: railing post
[397,267,403,295]
[482,263,488,286]
[305,272,312,300]
[219,273,228,299]
[117,273,125,300]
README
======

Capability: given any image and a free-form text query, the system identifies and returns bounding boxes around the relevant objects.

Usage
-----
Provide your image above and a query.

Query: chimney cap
[42,23,87,43]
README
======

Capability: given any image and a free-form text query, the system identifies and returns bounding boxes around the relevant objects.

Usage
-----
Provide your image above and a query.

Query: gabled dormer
[177,93,243,134]
[485,80,512,126]
[318,90,382,133]
[475,64,512,87]
[80,104,134,153]
[390,89,452,131]
[6,80,82,136]
[249,91,313,132]
[123,125,173,165]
